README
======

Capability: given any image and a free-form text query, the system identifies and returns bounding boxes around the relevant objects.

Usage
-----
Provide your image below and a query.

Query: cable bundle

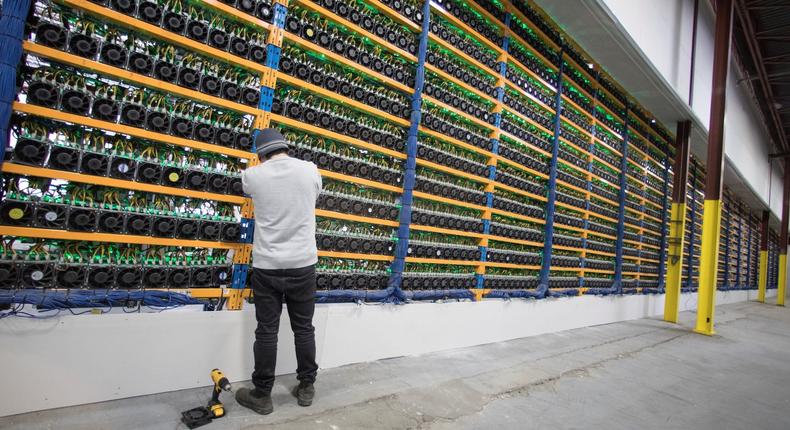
[0,0,32,155]
[0,289,207,313]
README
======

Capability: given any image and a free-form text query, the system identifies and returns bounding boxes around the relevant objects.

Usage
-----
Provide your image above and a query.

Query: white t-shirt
[241,156,322,270]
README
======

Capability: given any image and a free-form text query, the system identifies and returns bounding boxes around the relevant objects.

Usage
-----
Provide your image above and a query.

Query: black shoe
[292,381,315,407]
[235,387,273,415]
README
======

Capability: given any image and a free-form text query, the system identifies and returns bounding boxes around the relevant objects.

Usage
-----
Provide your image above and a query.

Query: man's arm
[314,165,322,201]
[241,169,251,196]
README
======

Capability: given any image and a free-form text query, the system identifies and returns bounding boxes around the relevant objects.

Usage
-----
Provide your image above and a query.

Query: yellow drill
[181,369,233,429]
[208,369,232,418]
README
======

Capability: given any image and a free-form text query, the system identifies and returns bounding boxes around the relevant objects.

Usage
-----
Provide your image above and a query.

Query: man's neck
[267,153,289,161]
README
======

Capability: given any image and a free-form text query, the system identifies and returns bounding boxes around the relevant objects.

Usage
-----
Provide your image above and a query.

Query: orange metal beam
[1,163,245,204]
[0,226,242,249]
[14,103,253,159]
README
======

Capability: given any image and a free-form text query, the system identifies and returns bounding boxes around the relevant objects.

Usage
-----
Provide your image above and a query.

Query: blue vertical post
[476,12,511,290]
[536,46,564,298]
[657,143,671,291]
[770,234,777,289]
[580,72,600,289]
[685,163,698,289]
[612,105,630,293]
[635,160,646,290]
[774,235,779,288]
[230,2,288,291]
[0,0,32,169]
[388,0,431,300]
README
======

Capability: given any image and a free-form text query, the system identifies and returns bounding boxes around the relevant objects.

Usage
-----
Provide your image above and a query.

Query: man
[235,128,322,415]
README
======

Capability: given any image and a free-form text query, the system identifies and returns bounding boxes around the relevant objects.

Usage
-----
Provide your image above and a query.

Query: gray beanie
[255,128,289,158]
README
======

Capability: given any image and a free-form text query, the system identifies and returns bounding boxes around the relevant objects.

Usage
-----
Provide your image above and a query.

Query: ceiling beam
[765,52,790,62]
[756,36,790,41]
[756,23,790,36]
[745,5,790,11]
[766,70,790,79]
[736,0,789,152]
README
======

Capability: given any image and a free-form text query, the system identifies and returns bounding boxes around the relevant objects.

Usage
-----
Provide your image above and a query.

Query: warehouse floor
[3,299,790,430]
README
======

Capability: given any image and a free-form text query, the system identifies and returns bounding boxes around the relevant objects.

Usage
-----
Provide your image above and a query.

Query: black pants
[251,265,318,393]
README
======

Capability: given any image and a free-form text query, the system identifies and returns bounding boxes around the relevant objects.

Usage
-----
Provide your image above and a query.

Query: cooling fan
[47,146,80,172]
[80,152,110,176]
[128,52,154,76]
[168,268,190,287]
[175,219,199,239]
[143,267,167,288]
[0,201,34,226]
[162,11,187,34]
[0,262,20,288]
[87,266,114,288]
[138,1,163,24]
[36,22,67,49]
[68,34,99,59]
[60,89,91,116]
[12,138,48,166]
[91,97,120,122]
[191,267,213,287]
[98,211,125,234]
[67,208,97,232]
[109,157,136,180]
[35,203,68,229]
[126,214,151,236]
[56,265,87,289]
[116,267,143,289]
[109,0,136,14]
[27,80,58,108]
[20,263,55,288]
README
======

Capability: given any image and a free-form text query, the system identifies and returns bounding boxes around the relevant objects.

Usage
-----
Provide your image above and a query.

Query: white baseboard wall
[0,289,777,417]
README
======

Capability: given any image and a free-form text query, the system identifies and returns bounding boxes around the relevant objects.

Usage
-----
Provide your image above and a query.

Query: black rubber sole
[236,390,273,415]
[292,386,314,407]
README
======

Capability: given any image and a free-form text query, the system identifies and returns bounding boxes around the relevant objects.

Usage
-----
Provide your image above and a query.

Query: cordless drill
[207,369,232,418]
[180,369,233,429]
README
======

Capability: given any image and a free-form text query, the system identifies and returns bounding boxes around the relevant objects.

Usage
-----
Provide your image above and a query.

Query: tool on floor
[180,369,233,429]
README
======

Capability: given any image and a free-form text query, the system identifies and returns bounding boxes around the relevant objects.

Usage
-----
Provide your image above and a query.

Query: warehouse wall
[0,288,775,417]
[724,65,784,215]
[543,0,783,216]
[601,0,698,104]
[602,0,782,215]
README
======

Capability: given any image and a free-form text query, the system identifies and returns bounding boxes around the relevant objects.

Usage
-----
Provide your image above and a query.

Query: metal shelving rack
[754,214,765,289]
[2,0,766,309]
[675,156,764,292]
[768,228,780,290]
[1,0,288,306]
[717,190,755,290]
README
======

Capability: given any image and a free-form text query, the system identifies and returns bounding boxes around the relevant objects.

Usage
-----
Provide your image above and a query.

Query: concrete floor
[3,300,790,430]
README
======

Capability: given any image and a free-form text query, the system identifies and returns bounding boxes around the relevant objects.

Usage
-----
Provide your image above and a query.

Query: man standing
[235,128,322,415]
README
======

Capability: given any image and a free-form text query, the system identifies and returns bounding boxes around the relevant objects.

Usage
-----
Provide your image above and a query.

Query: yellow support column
[758,251,769,302]
[695,199,723,335]
[665,203,687,322]
[694,0,733,336]
[664,121,691,323]
[778,254,787,306]
[758,210,770,303]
